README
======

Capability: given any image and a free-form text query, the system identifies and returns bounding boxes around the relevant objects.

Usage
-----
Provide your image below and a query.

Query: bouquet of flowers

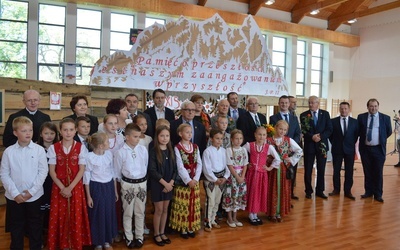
[263,123,275,137]
[301,113,327,158]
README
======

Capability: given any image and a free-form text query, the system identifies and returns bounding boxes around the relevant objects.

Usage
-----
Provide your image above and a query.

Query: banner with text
[90,14,288,97]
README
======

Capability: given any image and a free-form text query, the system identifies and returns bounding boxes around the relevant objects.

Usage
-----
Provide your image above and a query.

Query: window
[311,43,323,96]
[272,36,286,77]
[76,9,102,85]
[145,17,165,28]
[296,40,306,96]
[38,4,65,82]
[0,0,28,78]
[110,13,134,54]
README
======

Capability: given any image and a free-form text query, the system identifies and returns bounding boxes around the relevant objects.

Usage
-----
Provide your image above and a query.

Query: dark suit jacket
[3,109,51,147]
[144,106,175,135]
[357,112,392,155]
[170,117,207,154]
[300,109,333,154]
[228,108,246,120]
[64,113,99,135]
[236,111,267,144]
[329,116,359,155]
[269,113,301,144]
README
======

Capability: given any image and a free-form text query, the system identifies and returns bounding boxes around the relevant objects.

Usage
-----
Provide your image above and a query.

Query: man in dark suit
[300,96,332,199]
[125,93,154,137]
[170,101,207,154]
[144,89,175,136]
[236,96,267,144]
[270,95,302,200]
[357,98,392,203]
[227,92,246,122]
[328,102,359,200]
[3,89,51,147]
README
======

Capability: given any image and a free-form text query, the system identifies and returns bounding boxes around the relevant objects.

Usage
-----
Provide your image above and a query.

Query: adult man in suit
[328,102,359,200]
[3,89,51,147]
[236,96,267,144]
[125,93,154,137]
[144,88,175,136]
[357,98,392,203]
[288,95,298,117]
[227,92,246,122]
[300,96,332,199]
[270,95,302,200]
[170,101,207,154]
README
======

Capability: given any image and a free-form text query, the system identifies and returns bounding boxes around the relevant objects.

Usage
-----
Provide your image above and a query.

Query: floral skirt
[222,169,247,212]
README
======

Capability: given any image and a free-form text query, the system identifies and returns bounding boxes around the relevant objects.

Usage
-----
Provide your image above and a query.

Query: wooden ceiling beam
[248,0,266,15]
[197,0,207,6]
[291,0,349,24]
[328,0,400,30]
[50,0,360,47]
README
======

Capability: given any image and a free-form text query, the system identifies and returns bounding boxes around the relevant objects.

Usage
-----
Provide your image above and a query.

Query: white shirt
[139,135,153,151]
[108,134,125,155]
[249,112,260,125]
[272,137,303,166]
[83,150,115,185]
[114,143,148,180]
[341,116,348,135]
[155,107,166,119]
[0,141,48,201]
[174,144,202,184]
[202,145,230,182]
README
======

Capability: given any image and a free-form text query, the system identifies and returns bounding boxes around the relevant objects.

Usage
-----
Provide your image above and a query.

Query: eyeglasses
[182,109,196,112]
[248,103,259,106]
[25,99,39,103]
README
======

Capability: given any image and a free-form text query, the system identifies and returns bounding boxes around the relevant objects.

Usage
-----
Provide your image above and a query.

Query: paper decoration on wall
[50,91,61,110]
[90,13,288,97]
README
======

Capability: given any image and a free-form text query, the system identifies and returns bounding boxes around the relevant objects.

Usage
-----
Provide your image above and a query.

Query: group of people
[0,88,393,250]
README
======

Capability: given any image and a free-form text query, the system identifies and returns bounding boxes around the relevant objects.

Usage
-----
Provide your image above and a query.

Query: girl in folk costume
[84,132,118,249]
[266,120,302,222]
[170,123,202,239]
[223,129,248,227]
[244,126,281,226]
[47,118,91,250]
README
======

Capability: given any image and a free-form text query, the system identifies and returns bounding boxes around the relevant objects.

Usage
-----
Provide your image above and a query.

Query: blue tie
[367,115,374,142]
[283,114,288,123]
[313,111,318,126]
[232,109,238,121]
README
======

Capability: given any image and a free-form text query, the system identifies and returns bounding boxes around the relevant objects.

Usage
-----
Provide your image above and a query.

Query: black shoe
[344,193,356,200]
[316,193,328,199]
[329,190,340,196]
[394,162,400,167]
[126,239,135,249]
[180,233,189,239]
[374,197,384,203]
[160,234,171,244]
[305,194,312,199]
[256,218,263,225]
[135,238,144,248]
[248,218,259,226]
[360,194,373,199]
[291,195,299,200]
[188,231,196,238]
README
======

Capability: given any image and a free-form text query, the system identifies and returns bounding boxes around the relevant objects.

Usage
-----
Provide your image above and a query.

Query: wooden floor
[1,153,400,250]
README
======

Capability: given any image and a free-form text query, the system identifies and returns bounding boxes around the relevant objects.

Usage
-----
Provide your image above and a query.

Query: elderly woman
[210,99,236,133]
[190,94,211,135]
[64,95,99,135]
[98,98,131,136]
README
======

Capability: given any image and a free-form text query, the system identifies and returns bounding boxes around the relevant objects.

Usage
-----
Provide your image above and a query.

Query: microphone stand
[387,119,399,155]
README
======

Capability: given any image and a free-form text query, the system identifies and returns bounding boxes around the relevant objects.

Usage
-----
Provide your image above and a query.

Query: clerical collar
[26,108,37,115]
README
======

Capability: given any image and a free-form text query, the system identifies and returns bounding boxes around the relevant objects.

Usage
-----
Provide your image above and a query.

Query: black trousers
[303,153,327,195]
[6,197,43,250]
[332,153,354,194]
[360,146,385,198]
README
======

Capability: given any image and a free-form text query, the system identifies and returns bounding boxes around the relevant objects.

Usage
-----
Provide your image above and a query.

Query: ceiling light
[310,9,320,15]
[265,0,275,5]
[348,18,357,24]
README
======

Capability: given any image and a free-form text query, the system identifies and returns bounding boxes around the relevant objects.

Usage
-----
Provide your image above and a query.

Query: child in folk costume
[266,120,302,222]
[148,125,177,246]
[202,129,230,232]
[171,123,202,239]
[84,132,118,249]
[244,126,281,226]
[47,118,91,250]
[223,129,248,228]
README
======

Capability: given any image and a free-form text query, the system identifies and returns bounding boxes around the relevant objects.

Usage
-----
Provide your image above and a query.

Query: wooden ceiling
[198,0,400,31]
